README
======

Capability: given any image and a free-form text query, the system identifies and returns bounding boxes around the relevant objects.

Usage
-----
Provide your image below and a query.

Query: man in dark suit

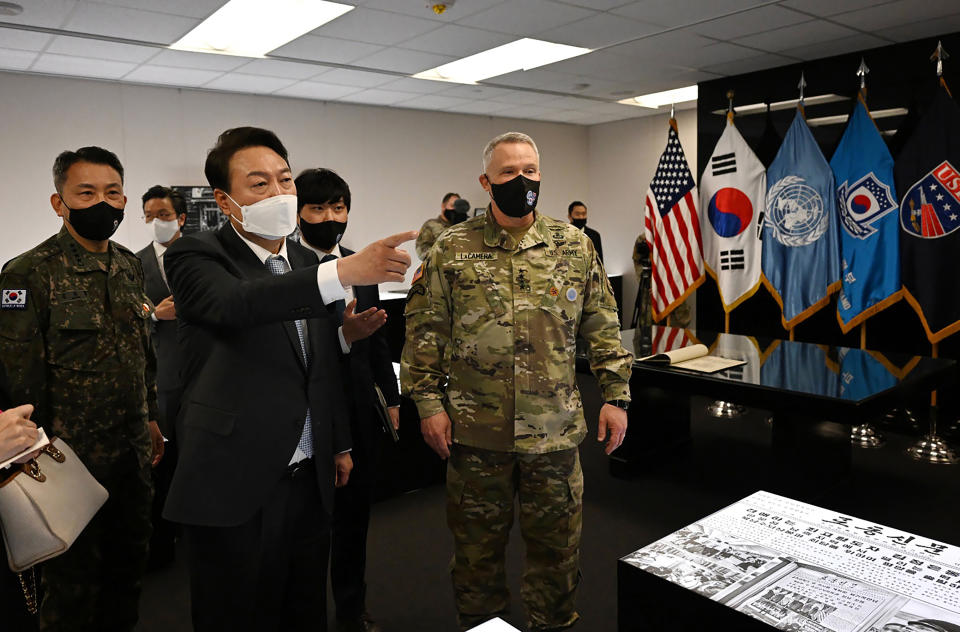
[568,200,604,264]
[294,168,401,632]
[162,127,416,631]
[135,184,185,569]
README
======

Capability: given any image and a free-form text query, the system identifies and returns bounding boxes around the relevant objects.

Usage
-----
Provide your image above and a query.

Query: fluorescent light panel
[171,0,353,58]
[806,107,909,127]
[710,94,848,116]
[412,38,591,84]
[618,85,698,109]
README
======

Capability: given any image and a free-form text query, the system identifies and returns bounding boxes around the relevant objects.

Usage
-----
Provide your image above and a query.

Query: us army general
[401,132,633,632]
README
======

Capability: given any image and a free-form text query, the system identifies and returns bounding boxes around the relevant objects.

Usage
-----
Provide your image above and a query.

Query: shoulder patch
[1,289,27,310]
[411,262,425,284]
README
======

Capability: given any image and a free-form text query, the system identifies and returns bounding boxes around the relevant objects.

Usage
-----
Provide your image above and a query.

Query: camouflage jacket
[415,216,450,260]
[0,227,157,467]
[401,211,632,454]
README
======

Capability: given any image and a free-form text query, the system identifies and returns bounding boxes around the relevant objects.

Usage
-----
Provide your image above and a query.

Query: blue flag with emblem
[761,109,841,329]
[829,97,901,333]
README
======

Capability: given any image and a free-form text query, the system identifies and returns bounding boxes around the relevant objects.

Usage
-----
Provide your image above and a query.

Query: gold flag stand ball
[850,423,885,449]
[706,400,746,419]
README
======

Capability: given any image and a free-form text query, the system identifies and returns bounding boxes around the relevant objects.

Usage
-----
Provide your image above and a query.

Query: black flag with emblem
[895,84,960,343]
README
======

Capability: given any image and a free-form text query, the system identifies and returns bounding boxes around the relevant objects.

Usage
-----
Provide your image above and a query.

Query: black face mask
[444,208,468,224]
[300,218,347,251]
[571,218,587,230]
[63,199,124,241]
[487,174,539,218]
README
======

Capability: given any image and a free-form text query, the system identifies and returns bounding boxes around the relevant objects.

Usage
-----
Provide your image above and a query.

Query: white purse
[0,438,108,572]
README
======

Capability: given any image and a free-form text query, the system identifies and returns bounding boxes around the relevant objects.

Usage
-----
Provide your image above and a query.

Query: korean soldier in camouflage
[415,192,464,259]
[401,132,633,631]
[0,147,163,631]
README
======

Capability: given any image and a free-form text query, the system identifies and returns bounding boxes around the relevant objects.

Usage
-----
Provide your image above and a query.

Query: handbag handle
[17,439,64,483]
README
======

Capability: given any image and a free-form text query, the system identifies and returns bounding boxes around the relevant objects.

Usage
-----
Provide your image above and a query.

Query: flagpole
[859,322,866,350]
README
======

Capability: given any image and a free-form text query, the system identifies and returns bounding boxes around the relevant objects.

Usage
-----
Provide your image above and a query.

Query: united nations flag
[761,109,842,329]
[896,84,960,343]
[829,96,902,333]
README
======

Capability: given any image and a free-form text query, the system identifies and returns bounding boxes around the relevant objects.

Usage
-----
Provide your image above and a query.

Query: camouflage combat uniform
[415,216,451,260]
[0,227,156,631]
[401,212,633,631]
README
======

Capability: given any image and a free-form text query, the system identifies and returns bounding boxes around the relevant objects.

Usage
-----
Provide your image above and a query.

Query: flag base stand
[907,435,958,464]
[706,401,746,419]
[850,423,884,448]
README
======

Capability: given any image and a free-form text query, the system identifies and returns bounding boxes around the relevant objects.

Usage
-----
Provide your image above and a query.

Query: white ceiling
[0,0,957,125]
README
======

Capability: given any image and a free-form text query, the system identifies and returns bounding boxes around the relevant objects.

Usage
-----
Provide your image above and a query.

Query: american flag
[652,325,694,355]
[644,122,704,321]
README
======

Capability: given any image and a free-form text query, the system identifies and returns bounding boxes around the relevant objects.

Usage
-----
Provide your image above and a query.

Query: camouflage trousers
[39,452,153,632]
[447,444,583,632]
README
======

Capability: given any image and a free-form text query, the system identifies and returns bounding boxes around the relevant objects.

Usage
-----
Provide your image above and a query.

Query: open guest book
[638,344,747,374]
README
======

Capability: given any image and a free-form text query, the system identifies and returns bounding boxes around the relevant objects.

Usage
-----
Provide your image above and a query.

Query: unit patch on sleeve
[1,289,27,310]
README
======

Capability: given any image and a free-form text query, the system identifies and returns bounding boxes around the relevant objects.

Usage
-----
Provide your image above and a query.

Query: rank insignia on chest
[1,289,26,310]
[455,252,495,261]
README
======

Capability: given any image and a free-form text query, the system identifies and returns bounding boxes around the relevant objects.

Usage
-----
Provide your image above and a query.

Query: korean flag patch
[1,289,27,310]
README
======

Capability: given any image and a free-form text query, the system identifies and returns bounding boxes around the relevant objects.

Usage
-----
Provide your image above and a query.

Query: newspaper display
[622,491,960,632]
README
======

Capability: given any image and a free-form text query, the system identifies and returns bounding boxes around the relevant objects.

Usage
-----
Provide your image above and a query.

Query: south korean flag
[1,289,27,310]
[700,120,766,312]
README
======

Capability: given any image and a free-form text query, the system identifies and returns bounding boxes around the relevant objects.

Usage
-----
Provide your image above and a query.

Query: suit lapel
[140,246,169,300]
[220,226,307,371]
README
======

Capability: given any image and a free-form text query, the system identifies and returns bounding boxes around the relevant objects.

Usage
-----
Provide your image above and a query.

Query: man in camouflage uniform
[415,191,462,259]
[401,132,633,631]
[0,146,163,631]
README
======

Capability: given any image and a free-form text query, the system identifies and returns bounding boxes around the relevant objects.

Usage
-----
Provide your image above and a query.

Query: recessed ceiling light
[618,85,698,109]
[0,2,23,16]
[170,0,353,58]
[412,38,591,85]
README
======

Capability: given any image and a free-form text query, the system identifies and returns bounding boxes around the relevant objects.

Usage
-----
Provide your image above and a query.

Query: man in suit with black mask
[136,184,186,569]
[295,168,401,632]
[162,127,416,631]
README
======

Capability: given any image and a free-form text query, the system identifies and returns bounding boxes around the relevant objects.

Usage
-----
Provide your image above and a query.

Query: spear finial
[931,40,949,78]
[857,57,869,92]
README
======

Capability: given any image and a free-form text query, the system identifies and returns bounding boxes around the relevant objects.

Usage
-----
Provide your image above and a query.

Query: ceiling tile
[605,30,717,67]
[777,33,889,61]
[378,77,453,94]
[1,0,77,29]
[0,27,53,51]
[232,59,326,80]
[485,89,559,105]
[351,47,455,74]
[497,105,565,121]
[492,68,592,92]
[779,0,899,18]
[437,84,520,100]
[0,48,39,71]
[536,109,593,123]
[830,0,960,32]
[30,53,138,79]
[611,0,773,28]
[700,52,796,76]
[394,94,474,110]
[203,73,299,94]
[689,5,811,40]
[398,24,514,57]
[559,0,636,9]
[695,41,770,66]
[456,0,597,36]
[308,8,442,46]
[146,49,250,71]
[123,64,223,87]
[271,35,385,66]
[734,19,859,52]
[90,0,226,19]
[874,12,960,43]
[274,81,364,100]
[542,95,607,110]
[534,12,662,49]
[45,35,160,63]
[62,1,199,44]
[340,88,419,105]
[444,100,517,115]
[583,112,640,125]
[357,0,505,21]
[318,68,398,88]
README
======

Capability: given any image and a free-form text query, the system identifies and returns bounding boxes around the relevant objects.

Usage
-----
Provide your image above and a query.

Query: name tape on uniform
[455,252,496,261]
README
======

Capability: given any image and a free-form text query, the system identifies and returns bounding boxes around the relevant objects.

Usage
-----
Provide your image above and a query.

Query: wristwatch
[605,399,630,411]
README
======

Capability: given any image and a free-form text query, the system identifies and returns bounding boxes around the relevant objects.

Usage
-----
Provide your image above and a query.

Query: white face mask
[151,218,180,244]
[225,193,298,240]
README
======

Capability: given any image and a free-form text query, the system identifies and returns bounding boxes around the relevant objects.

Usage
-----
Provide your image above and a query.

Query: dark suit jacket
[584,225,604,264]
[339,246,400,446]
[162,223,351,528]
[135,243,182,435]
